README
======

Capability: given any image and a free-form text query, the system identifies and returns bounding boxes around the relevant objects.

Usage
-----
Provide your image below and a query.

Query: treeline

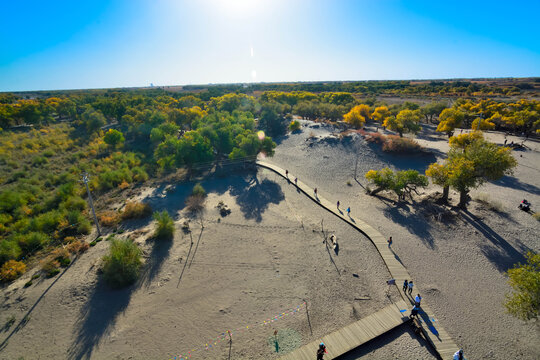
[183,79,536,97]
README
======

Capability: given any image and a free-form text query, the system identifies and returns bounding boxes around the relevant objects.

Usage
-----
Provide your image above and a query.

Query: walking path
[280,300,410,360]
[257,161,458,360]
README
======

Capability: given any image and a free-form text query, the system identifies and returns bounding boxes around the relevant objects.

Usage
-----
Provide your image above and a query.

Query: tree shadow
[68,278,135,360]
[382,202,436,249]
[229,176,285,222]
[493,175,540,196]
[140,237,173,288]
[336,323,439,359]
[460,210,529,272]
[365,143,439,173]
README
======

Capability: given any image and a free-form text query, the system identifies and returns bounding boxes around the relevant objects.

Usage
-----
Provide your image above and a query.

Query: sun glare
[214,0,267,17]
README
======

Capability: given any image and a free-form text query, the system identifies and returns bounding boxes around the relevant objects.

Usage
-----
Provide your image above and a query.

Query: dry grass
[474,193,504,212]
[363,132,422,153]
[185,195,206,213]
[98,211,121,227]
[121,202,152,220]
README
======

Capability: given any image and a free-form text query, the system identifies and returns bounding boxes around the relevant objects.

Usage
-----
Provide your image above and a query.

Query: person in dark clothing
[317,342,326,360]
[411,304,419,317]
[403,279,408,292]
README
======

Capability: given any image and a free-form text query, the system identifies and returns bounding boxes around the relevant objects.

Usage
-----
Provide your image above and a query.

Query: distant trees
[365,168,428,201]
[103,129,125,149]
[504,252,540,321]
[426,132,517,207]
[384,109,421,137]
[82,106,106,134]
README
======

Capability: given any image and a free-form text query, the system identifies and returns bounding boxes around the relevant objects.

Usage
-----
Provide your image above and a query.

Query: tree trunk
[458,190,469,208]
[442,185,449,203]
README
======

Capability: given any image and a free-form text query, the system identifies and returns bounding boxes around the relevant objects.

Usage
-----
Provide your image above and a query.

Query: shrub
[131,166,149,182]
[0,240,22,264]
[41,257,61,277]
[32,156,48,166]
[102,238,142,288]
[17,232,50,255]
[66,240,90,255]
[153,211,175,240]
[382,136,422,153]
[192,183,206,197]
[364,132,422,153]
[121,202,152,220]
[289,120,301,132]
[98,211,121,227]
[186,195,206,213]
[42,149,55,157]
[532,213,540,221]
[62,196,86,211]
[51,248,71,267]
[0,260,26,282]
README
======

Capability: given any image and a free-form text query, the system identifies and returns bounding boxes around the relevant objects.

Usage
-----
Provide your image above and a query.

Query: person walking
[294,177,298,185]
[314,188,317,196]
[337,200,340,209]
[415,293,422,306]
[387,236,392,248]
[317,342,326,360]
[285,169,289,178]
[402,279,408,292]
[346,207,350,215]
[453,349,464,360]
[408,280,414,295]
[411,304,419,318]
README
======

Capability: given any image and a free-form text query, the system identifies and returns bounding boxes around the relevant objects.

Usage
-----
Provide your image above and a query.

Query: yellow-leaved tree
[344,105,370,128]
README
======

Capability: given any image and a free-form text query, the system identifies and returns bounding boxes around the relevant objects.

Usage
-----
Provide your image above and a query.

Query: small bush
[0,240,22,264]
[533,213,540,221]
[289,120,301,132]
[186,195,206,213]
[102,238,142,288]
[98,211,121,227]
[4,315,15,330]
[51,248,71,267]
[121,202,152,220]
[475,193,504,212]
[153,211,175,240]
[90,241,97,247]
[192,183,206,197]
[32,156,48,166]
[0,260,26,282]
[42,149,55,158]
[364,132,422,153]
[24,280,33,287]
[42,261,60,277]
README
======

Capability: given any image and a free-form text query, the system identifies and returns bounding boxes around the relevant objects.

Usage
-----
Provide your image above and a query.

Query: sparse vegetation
[121,202,152,220]
[289,120,301,131]
[0,260,26,282]
[474,193,504,212]
[153,211,175,240]
[504,252,540,321]
[191,183,206,198]
[364,132,422,153]
[102,237,142,288]
[533,213,540,221]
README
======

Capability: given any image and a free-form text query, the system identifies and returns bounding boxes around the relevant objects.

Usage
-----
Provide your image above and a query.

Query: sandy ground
[0,168,435,360]
[266,120,540,359]
[1,120,539,360]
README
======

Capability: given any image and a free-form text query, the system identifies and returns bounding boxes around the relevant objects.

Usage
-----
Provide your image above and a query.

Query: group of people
[285,169,352,215]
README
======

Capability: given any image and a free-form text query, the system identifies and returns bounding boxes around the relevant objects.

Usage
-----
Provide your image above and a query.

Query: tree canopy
[505,252,540,321]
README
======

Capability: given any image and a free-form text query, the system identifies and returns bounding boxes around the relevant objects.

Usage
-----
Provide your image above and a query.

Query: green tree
[82,106,106,134]
[505,252,540,321]
[103,129,125,149]
[365,168,428,201]
[421,102,447,123]
[425,163,450,202]
[429,133,517,207]
[384,109,421,137]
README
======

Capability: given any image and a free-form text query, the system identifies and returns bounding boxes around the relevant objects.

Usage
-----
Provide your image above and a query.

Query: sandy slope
[1,121,538,359]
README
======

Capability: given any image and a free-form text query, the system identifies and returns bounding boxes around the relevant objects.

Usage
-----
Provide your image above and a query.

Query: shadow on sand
[382,202,436,249]
[68,277,136,360]
[460,210,529,272]
[493,175,540,196]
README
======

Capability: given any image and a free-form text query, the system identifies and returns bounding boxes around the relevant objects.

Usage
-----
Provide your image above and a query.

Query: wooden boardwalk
[257,161,459,360]
[280,300,410,360]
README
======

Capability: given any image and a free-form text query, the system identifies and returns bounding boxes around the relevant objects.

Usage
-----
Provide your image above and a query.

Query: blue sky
[1,0,539,91]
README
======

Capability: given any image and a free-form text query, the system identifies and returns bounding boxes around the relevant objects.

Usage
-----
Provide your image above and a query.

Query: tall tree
[436,108,465,137]
[384,109,421,137]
